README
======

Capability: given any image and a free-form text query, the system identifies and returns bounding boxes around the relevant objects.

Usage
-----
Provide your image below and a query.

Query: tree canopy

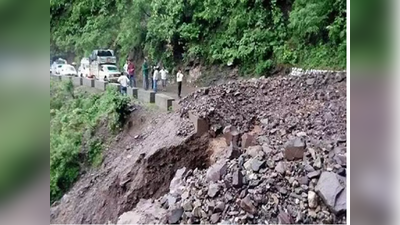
[50,0,346,75]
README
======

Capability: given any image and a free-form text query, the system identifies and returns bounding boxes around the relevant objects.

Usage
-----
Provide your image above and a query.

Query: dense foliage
[51,0,345,75]
[50,80,130,203]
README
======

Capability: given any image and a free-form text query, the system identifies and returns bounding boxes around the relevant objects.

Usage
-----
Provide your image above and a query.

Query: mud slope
[50,107,211,224]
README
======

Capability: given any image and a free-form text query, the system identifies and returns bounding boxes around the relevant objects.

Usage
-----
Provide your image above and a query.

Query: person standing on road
[128,60,136,87]
[123,59,128,74]
[176,68,184,98]
[160,66,168,91]
[153,66,160,93]
[142,57,149,90]
[150,65,155,90]
[118,72,130,95]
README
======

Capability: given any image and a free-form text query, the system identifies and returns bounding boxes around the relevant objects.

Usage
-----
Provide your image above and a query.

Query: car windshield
[106,66,118,71]
[97,51,113,57]
[56,60,66,64]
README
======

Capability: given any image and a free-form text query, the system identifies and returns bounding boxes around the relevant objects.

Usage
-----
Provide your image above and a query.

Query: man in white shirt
[117,72,130,95]
[160,67,168,91]
[123,59,128,74]
[153,66,160,93]
[176,68,184,98]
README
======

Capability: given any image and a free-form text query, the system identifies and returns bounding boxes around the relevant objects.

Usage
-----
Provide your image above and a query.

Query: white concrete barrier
[83,78,95,87]
[95,80,108,91]
[72,77,83,86]
[155,93,175,111]
[138,89,155,103]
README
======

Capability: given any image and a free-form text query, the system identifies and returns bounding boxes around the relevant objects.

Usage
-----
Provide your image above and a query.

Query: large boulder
[169,167,187,197]
[284,138,306,160]
[315,172,346,214]
[206,160,228,182]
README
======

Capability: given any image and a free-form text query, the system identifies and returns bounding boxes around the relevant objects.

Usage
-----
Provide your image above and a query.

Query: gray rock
[308,191,318,209]
[239,196,257,215]
[169,167,187,196]
[275,161,286,175]
[226,144,241,159]
[260,118,269,125]
[246,145,263,157]
[206,160,228,182]
[182,201,193,211]
[262,144,272,155]
[225,192,234,202]
[241,133,255,148]
[208,183,220,198]
[251,159,265,172]
[295,187,303,194]
[215,201,225,213]
[315,172,346,214]
[284,138,306,160]
[308,148,316,159]
[307,170,321,179]
[278,210,294,224]
[210,213,221,223]
[304,164,315,172]
[334,188,347,213]
[298,176,309,185]
[192,206,203,218]
[314,157,322,169]
[167,195,177,207]
[232,170,243,188]
[267,160,275,169]
[249,179,261,187]
[279,187,288,195]
[296,131,307,137]
[181,191,189,200]
[168,207,183,223]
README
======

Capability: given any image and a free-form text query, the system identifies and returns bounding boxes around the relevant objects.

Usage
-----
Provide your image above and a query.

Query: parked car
[99,64,121,81]
[51,58,67,74]
[53,64,63,75]
[59,64,77,76]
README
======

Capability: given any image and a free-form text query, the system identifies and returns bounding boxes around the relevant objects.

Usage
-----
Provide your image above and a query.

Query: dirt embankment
[50,107,211,224]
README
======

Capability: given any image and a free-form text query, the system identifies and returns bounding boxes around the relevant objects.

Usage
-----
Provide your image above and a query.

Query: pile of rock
[154,133,346,224]
[119,73,347,224]
[179,72,346,135]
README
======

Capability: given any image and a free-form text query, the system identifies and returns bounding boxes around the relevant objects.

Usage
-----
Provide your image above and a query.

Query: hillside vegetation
[50,0,346,75]
[50,81,130,203]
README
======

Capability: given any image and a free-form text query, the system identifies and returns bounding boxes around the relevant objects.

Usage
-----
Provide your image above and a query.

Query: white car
[99,64,121,81]
[78,65,89,77]
[59,64,77,76]
[51,58,67,74]
[53,64,63,74]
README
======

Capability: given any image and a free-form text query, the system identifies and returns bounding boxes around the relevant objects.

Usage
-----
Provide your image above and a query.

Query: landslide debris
[50,109,211,224]
[120,72,346,224]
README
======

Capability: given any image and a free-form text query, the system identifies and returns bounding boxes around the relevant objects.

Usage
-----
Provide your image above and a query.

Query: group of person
[117,57,184,98]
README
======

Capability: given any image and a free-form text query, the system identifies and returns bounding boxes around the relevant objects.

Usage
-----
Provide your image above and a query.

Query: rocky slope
[118,72,347,224]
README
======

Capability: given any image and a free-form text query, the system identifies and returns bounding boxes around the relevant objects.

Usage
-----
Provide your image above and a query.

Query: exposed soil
[50,107,212,224]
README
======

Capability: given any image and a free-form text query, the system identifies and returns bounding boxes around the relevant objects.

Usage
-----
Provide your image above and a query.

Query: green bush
[50,81,130,204]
